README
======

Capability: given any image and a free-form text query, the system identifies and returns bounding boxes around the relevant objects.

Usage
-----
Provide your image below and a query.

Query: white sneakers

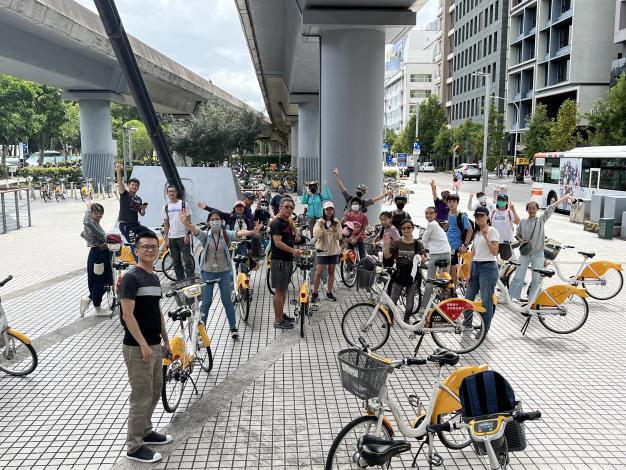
[94,306,110,317]
[79,297,91,317]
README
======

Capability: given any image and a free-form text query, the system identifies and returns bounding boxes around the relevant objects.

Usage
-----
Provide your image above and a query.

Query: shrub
[384,169,398,178]
[19,166,83,183]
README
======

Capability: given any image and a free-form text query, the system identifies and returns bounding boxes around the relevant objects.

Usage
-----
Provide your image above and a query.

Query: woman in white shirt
[420,206,452,311]
[464,206,499,335]
[490,194,520,260]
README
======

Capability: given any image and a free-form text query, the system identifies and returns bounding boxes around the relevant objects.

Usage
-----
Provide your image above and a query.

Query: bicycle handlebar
[514,410,541,423]
[0,275,13,287]
[426,410,541,434]
[391,357,427,368]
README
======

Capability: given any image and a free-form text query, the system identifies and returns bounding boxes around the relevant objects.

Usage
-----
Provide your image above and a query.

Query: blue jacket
[196,228,236,273]
[301,185,332,219]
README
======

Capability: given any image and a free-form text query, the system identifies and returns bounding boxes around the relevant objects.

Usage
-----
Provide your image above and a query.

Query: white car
[456,163,481,181]
[419,162,435,172]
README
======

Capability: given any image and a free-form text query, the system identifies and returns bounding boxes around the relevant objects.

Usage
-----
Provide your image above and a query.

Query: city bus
[530,146,626,211]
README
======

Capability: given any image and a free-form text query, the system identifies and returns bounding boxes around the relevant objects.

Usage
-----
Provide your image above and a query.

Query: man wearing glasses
[270,199,302,329]
[119,231,172,463]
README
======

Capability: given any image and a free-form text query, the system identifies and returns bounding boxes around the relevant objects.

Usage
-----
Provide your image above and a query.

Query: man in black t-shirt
[119,231,171,463]
[116,162,150,260]
[270,198,301,330]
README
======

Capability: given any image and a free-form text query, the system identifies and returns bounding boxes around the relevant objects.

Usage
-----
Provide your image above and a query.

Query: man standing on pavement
[116,162,149,258]
[271,198,301,329]
[162,185,194,281]
[119,231,172,463]
[446,194,473,285]
[270,186,287,216]
[332,168,387,213]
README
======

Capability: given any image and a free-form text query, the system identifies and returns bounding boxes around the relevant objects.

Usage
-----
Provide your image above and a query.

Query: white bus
[530,146,626,211]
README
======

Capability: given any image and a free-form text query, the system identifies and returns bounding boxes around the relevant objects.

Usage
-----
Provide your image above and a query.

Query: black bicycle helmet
[394,195,408,203]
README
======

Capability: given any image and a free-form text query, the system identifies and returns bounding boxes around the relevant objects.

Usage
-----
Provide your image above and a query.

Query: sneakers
[274,319,295,329]
[143,431,173,445]
[311,292,319,303]
[326,292,337,302]
[93,306,110,317]
[282,314,295,323]
[231,328,240,339]
[127,445,162,463]
[79,297,91,317]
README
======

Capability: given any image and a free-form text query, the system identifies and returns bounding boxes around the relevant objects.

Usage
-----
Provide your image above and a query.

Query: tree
[0,75,37,166]
[111,103,141,137]
[433,125,454,168]
[587,73,626,146]
[384,128,397,150]
[118,119,153,162]
[453,119,483,163]
[166,99,264,165]
[392,113,416,154]
[548,99,581,151]
[31,85,67,164]
[58,101,81,157]
[485,100,504,157]
[522,103,552,158]
[417,95,447,157]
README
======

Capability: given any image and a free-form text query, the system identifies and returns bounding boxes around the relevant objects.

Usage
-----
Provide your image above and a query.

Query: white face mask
[351,204,360,212]
[209,220,222,231]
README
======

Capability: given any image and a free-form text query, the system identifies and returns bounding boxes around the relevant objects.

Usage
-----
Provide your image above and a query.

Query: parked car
[456,163,481,180]
[419,161,435,172]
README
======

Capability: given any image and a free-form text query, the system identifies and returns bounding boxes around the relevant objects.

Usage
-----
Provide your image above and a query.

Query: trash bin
[598,218,614,240]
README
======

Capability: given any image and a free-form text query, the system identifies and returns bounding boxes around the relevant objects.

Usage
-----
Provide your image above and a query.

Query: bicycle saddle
[233,255,248,264]
[169,309,192,322]
[578,251,595,258]
[532,268,555,278]
[428,348,460,367]
[426,278,449,288]
[113,261,129,270]
[434,259,450,268]
[357,435,411,466]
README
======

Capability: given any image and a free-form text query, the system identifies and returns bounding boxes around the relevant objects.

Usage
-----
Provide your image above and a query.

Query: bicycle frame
[547,257,622,286]
[495,277,586,316]
[230,241,250,292]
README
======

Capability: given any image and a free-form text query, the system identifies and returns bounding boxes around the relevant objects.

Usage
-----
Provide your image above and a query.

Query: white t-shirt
[472,226,500,262]
[422,220,451,255]
[490,209,515,242]
[162,200,192,238]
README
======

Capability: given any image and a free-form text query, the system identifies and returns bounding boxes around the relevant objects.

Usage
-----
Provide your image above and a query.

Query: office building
[612,0,626,84]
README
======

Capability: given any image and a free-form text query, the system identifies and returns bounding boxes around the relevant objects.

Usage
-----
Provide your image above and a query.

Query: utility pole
[413,107,420,184]
[473,71,490,193]
[122,125,127,182]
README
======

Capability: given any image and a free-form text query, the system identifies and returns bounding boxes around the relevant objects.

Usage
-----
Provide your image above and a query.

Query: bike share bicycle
[230,240,253,324]
[288,247,320,338]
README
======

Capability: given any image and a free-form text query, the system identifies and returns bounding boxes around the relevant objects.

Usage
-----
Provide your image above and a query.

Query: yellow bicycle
[230,240,252,323]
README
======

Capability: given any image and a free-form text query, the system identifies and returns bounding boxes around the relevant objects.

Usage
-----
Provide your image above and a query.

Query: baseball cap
[243,192,255,199]
[323,201,334,209]
[234,200,245,207]
[474,206,490,217]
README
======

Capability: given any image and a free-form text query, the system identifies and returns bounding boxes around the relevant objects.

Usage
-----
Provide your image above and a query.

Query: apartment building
[612,0,626,84]
[384,28,439,132]
[506,0,623,148]
[449,0,509,127]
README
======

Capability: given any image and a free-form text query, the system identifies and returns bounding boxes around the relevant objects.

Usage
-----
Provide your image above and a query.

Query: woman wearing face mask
[341,197,369,259]
[180,208,261,339]
[391,195,411,230]
[312,201,342,302]
[508,194,573,301]
[489,194,520,260]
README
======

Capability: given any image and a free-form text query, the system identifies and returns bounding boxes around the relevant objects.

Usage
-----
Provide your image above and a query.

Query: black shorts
[451,252,459,266]
[317,255,339,265]
[271,259,293,290]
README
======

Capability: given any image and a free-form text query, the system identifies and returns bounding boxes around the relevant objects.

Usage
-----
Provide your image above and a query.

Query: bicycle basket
[337,348,392,400]
[169,276,204,306]
[543,239,562,260]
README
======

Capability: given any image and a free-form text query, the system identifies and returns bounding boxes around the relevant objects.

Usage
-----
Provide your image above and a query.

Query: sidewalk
[0,182,625,469]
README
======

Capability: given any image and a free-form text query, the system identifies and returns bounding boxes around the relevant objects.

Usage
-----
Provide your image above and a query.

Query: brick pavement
[0,181,625,469]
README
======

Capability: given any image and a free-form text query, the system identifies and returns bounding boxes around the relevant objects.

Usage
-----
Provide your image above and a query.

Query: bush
[19,166,83,183]
[384,169,398,178]
[0,165,7,179]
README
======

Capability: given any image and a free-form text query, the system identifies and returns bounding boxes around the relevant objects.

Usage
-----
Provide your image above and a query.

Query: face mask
[396,203,405,210]
[497,200,507,208]
[260,205,269,210]
[355,191,363,198]
[478,196,486,204]
[310,187,318,194]
[209,220,222,231]
[351,204,360,211]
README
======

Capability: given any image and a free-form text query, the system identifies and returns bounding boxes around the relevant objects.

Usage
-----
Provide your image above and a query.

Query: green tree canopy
[384,128,397,150]
[548,99,580,151]
[0,74,37,166]
[417,95,447,157]
[587,73,626,146]
[392,113,416,154]
[433,125,454,168]
[522,103,552,158]
[59,101,81,157]
[453,119,483,163]
[118,119,153,162]
[31,85,67,164]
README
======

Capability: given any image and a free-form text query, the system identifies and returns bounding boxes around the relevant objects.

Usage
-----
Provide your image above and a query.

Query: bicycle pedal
[309,305,319,312]
[408,395,421,409]
[429,453,444,467]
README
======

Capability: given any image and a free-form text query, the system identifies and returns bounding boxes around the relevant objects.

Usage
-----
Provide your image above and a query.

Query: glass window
[600,159,626,191]
[410,74,433,83]
[543,157,560,184]
[495,0,499,20]
[410,90,432,98]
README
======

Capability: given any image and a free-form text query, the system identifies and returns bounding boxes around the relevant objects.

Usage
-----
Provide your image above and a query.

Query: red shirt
[343,211,369,241]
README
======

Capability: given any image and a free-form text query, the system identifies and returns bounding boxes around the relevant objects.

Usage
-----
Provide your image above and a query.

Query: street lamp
[128,126,137,164]
[472,71,490,193]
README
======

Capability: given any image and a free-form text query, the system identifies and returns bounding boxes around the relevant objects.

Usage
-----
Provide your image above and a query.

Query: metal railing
[1,188,31,234]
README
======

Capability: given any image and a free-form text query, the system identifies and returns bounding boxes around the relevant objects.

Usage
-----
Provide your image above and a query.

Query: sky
[74,0,265,112]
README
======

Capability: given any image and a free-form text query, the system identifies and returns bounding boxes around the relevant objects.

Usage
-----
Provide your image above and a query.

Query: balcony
[512,92,522,101]
[524,90,534,99]
[446,76,454,84]
[449,2,455,13]
[552,8,573,27]
[433,75,442,85]
[447,27,455,37]
[554,45,571,59]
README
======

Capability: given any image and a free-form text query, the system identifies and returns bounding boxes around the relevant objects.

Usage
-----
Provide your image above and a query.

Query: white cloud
[74,0,265,112]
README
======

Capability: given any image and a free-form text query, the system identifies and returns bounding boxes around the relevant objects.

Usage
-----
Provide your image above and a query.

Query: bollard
[14,191,20,229]
[1,193,6,234]
[26,188,31,227]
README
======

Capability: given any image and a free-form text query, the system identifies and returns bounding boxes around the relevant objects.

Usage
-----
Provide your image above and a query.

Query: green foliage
[548,99,580,151]
[453,119,483,162]
[417,95,447,157]
[58,101,81,155]
[522,103,552,158]
[486,100,505,157]
[587,73,626,145]
[18,166,82,183]
[166,99,265,165]
[111,103,141,137]
[384,128,397,150]
[384,169,398,178]
[31,85,67,163]
[117,120,153,162]
[0,165,7,179]
[0,74,37,166]
[392,114,416,154]
[433,126,454,168]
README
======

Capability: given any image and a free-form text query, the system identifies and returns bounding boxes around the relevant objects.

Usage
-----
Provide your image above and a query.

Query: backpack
[164,200,186,221]
[456,212,476,243]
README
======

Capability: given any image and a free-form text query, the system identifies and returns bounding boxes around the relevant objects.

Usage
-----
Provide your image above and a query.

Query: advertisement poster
[559,157,582,209]
[397,153,407,168]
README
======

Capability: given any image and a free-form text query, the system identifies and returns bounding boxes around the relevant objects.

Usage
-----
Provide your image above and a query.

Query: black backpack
[456,212,476,243]
[164,200,186,221]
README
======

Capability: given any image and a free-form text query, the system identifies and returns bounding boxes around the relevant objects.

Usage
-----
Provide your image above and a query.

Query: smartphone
[142,202,149,207]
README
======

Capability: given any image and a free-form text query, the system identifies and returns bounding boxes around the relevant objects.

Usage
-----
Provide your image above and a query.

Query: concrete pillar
[320,28,385,212]
[79,99,114,187]
[297,100,320,193]
[290,123,298,169]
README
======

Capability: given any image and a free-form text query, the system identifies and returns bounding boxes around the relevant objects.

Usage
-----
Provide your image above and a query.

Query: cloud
[74,0,265,112]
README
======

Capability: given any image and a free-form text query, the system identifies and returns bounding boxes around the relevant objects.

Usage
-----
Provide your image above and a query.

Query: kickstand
[413,333,425,357]
[520,316,531,336]
[425,433,443,468]
[188,373,199,395]
[412,438,428,467]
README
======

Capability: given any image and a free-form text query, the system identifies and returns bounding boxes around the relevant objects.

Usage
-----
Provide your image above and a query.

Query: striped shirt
[119,267,162,346]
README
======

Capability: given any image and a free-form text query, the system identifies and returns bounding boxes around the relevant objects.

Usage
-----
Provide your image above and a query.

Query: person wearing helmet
[391,195,411,230]
[301,180,332,235]
[332,168,387,213]
[271,186,287,216]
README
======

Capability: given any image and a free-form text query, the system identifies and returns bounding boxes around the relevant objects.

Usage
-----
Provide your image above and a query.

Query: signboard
[386,153,393,165]
[397,153,407,167]
[413,142,421,156]
[383,143,389,152]
[515,157,529,165]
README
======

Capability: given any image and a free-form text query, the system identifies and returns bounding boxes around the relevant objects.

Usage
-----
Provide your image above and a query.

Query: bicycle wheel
[341,302,390,351]
[266,267,275,295]
[80,190,86,202]
[161,251,177,281]
[537,295,589,334]
[238,287,251,323]
[105,285,114,310]
[431,310,486,354]
[197,345,213,373]
[162,364,186,413]
[300,303,308,338]
[436,411,472,450]
[583,269,624,300]
[340,260,357,288]
[0,331,38,376]
[325,415,393,470]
